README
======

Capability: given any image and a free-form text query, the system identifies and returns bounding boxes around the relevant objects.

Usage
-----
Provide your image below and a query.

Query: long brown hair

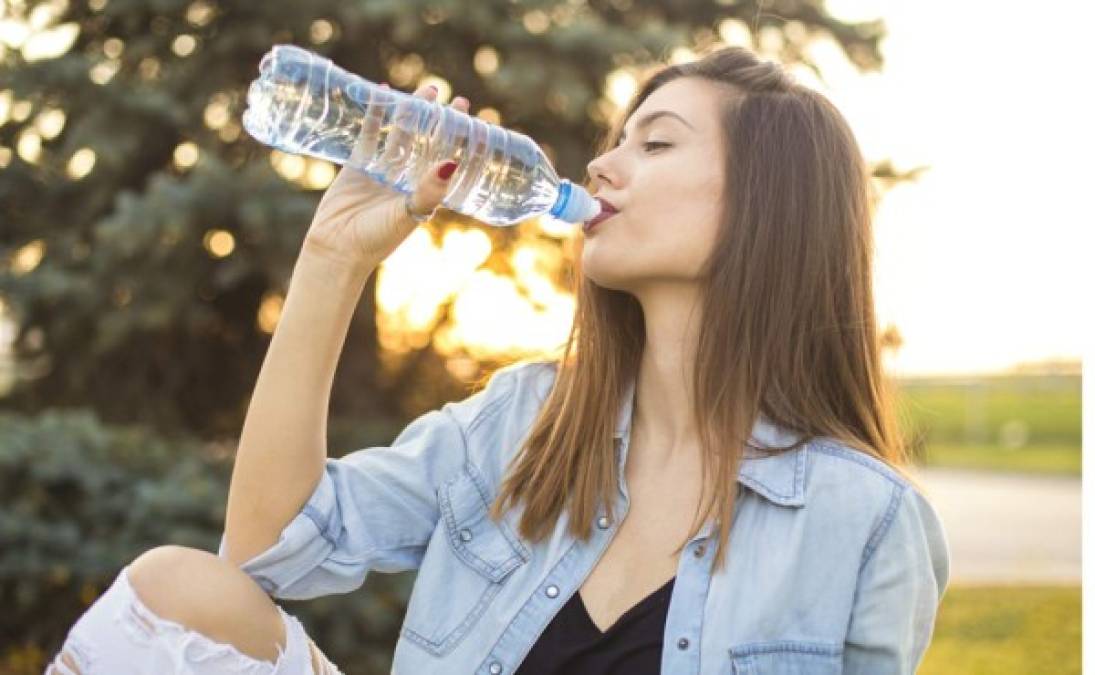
[487,46,917,573]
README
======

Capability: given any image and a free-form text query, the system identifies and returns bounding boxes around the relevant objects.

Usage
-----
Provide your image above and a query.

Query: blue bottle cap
[549,180,601,224]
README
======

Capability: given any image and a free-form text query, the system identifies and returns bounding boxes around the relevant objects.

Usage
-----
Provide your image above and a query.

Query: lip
[595,196,620,213]
[584,210,617,232]
[585,197,620,233]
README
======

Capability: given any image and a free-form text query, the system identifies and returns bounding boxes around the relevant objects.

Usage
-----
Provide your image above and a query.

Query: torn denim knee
[45,634,92,674]
[45,564,315,674]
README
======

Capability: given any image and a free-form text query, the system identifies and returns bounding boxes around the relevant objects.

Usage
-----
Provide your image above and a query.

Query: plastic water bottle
[242,44,601,227]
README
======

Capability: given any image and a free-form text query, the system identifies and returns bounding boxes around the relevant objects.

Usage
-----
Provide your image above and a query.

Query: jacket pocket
[724,640,843,675]
[401,463,531,657]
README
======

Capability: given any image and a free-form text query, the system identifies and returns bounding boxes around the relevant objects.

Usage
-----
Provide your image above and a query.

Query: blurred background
[0,0,1086,673]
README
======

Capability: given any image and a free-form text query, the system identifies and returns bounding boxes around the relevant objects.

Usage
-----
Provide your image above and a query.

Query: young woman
[47,46,949,674]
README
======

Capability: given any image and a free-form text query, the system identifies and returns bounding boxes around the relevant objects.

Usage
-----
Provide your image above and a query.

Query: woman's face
[582,77,729,294]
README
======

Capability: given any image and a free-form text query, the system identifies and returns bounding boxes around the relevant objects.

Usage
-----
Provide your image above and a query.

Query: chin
[579,258,634,293]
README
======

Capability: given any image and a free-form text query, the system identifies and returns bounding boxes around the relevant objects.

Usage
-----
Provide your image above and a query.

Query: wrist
[296,243,376,288]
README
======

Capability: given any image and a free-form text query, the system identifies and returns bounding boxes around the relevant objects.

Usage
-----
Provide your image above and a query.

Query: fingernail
[437,161,458,180]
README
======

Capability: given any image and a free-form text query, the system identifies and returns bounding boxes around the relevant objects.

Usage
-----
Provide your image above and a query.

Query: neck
[631,284,703,465]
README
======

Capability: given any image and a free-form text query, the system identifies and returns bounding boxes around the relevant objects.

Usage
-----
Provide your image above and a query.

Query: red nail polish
[438,161,458,180]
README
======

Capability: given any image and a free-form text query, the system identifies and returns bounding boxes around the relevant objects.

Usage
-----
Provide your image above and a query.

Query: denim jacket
[218,360,950,674]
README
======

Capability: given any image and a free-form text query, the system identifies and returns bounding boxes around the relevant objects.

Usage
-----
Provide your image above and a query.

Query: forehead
[625,77,721,134]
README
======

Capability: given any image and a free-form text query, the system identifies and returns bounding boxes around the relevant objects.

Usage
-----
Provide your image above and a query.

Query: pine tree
[1,0,890,440]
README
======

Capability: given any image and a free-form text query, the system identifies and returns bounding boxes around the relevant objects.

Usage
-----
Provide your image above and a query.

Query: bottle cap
[549,180,601,224]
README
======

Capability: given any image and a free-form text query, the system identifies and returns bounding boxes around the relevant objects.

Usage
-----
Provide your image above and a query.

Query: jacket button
[693,544,706,557]
[597,516,611,529]
[459,528,473,542]
[489,662,503,674]
[677,637,690,650]
[545,584,559,598]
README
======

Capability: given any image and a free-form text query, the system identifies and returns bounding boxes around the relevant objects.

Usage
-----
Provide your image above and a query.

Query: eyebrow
[618,110,696,141]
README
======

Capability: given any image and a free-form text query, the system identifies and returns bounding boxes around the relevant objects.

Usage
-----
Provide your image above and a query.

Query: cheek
[648,176,723,254]
[651,157,723,220]
[684,173,725,246]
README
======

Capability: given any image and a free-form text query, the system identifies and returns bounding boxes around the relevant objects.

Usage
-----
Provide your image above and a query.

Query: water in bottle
[242,44,601,227]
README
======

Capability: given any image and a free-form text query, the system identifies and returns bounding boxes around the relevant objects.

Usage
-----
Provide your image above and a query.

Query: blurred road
[908,466,1081,585]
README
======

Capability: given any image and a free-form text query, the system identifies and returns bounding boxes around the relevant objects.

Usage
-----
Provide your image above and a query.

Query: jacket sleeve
[217,365,520,600]
[842,482,951,674]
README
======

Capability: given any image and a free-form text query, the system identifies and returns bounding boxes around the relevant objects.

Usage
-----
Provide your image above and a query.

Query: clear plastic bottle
[242,44,601,227]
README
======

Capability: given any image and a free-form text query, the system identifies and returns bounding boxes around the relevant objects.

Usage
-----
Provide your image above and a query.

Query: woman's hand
[300,82,468,275]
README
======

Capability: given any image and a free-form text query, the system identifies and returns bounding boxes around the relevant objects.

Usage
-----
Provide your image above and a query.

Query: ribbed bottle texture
[242,44,601,226]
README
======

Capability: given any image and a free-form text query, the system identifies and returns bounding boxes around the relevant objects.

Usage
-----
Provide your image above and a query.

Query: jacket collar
[612,373,807,509]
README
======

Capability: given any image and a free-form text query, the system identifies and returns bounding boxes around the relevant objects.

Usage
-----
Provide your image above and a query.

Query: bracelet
[403,192,432,223]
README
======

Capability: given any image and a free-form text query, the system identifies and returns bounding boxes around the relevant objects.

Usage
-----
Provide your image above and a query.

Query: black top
[514,576,676,675]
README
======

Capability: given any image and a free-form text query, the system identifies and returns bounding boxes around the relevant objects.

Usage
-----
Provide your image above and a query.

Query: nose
[586,151,616,191]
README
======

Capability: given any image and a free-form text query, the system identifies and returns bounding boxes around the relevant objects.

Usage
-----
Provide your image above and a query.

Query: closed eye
[643,141,671,152]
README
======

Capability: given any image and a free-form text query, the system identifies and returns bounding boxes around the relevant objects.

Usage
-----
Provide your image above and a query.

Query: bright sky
[797,0,1090,376]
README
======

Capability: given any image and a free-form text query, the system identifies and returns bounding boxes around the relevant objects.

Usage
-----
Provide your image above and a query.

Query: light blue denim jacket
[218,360,950,674]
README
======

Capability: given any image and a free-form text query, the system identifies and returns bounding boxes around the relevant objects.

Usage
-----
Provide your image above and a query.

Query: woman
[47,46,949,674]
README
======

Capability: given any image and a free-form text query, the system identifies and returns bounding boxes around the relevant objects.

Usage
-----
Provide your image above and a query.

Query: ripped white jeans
[45,565,344,675]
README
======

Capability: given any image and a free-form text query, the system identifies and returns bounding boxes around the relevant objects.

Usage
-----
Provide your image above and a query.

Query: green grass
[893,373,1081,476]
[898,374,1081,445]
[893,375,1081,673]
[921,442,1081,475]
[920,585,1081,675]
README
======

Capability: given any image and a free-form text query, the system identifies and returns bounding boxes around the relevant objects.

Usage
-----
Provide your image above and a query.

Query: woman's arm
[217,82,468,574]
[214,352,523,601]
[221,251,373,568]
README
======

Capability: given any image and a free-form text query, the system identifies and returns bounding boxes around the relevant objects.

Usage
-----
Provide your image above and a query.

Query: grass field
[920,584,1081,674]
[894,373,1081,476]
[895,373,1082,673]
[921,441,1081,475]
